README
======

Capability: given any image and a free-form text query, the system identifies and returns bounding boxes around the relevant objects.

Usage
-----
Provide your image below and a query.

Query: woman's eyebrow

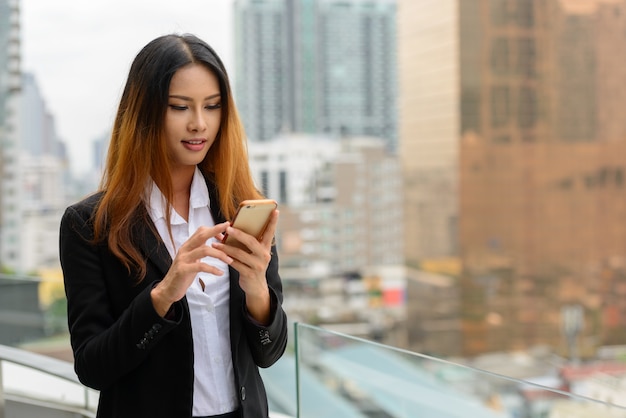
[168,93,221,101]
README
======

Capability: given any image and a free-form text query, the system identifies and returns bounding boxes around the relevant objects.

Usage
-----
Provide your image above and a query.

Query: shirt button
[240,386,246,401]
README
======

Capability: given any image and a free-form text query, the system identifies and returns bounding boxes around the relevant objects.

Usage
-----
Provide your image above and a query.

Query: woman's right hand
[150,222,232,317]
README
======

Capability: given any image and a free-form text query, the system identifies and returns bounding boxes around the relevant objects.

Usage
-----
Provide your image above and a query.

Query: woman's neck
[170,165,196,221]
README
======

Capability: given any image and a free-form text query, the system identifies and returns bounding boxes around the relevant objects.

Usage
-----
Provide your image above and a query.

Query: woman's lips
[182,139,206,151]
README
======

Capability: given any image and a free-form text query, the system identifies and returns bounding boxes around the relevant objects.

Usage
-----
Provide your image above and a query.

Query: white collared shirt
[146,167,238,416]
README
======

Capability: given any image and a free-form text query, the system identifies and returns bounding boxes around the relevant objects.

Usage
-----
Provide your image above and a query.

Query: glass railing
[0,344,98,418]
[292,323,626,418]
[4,287,626,418]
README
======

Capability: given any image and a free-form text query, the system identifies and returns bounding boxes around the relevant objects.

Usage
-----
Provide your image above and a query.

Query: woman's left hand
[212,209,279,324]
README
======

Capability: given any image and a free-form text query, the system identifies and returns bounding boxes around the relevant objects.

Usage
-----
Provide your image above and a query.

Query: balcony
[2,323,626,418]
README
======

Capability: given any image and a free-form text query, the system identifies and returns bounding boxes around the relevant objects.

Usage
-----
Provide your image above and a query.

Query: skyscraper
[0,0,20,116]
[234,0,397,150]
[20,73,60,157]
[19,72,67,272]
[0,0,22,270]
[0,3,66,273]
[399,0,626,355]
[398,0,460,265]
[234,0,288,144]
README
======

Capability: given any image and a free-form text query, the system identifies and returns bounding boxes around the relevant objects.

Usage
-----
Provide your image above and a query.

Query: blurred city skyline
[7,0,626,360]
[21,0,235,175]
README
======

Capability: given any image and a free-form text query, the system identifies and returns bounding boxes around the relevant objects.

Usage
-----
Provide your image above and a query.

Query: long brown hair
[94,34,262,280]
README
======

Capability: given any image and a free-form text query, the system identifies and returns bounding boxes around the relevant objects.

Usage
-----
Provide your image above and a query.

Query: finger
[195,261,227,276]
[160,260,227,301]
[260,210,279,246]
[182,222,229,251]
[228,257,261,281]
[212,240,252,261]
[214,239,270,272]
[171,252,232,279]
[184,244,234,265]
[169,260,225,281]
[222,225,259,252]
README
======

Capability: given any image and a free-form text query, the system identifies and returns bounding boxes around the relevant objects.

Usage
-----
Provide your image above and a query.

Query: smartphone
[222,199,277,251]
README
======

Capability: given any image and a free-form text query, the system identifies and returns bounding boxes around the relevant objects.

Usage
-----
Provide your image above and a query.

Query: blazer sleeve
[241,247,288,368]
[59,203,183,390]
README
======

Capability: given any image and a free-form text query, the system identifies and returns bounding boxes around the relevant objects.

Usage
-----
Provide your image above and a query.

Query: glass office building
[234,0,397,150]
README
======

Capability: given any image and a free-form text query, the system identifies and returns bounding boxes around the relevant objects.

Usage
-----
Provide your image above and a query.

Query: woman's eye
[169,104,187,111]
[205,103,222,110]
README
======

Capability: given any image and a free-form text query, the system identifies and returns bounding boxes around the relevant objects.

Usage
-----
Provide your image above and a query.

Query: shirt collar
[147,181,167,222]
[189,166,210,209]
[146,166,210,222]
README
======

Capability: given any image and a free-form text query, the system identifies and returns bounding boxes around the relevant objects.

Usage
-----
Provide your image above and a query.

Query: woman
[59,33,288,418]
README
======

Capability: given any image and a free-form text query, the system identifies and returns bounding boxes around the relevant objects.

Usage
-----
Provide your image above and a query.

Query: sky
[21,0,235,174]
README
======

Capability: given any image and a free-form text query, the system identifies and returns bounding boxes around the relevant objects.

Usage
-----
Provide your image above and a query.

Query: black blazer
[59,178,288,418]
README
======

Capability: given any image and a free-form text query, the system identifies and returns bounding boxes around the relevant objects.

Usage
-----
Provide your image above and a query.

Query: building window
[518,87,537,129]
[491,38,510,74]
[490,0,509,26]
[516,38,536,78]
[491,86,510,127]
[515,0,534,27]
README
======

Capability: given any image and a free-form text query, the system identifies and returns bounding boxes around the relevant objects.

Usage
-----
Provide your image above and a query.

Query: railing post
[293,322,300,418]
[0,360,6,418]
[84,387,90,413]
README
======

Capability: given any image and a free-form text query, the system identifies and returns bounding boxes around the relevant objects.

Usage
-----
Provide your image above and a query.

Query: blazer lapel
[131,213,172,277]
[204,175,226,224]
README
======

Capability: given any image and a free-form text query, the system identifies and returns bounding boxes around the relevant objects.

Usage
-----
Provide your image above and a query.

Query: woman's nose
[188,109,207,132]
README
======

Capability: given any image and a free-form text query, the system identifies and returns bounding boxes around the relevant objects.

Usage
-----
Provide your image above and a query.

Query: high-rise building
[0,6,66,272]
[20,73,60,157]
[234,0,288,144]
[397,0,460,264]
[2,72,66,273]
[0,0,20,119]
[0,0,22,271]
[234,0,397,150]
[399,0,626,355]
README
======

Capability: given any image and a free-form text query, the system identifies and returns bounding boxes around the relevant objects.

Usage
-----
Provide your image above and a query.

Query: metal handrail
[0,357,4,418]
[0,344,96,418]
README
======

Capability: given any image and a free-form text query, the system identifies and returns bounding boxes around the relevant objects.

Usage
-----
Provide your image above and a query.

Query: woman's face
[163,63,222,170]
